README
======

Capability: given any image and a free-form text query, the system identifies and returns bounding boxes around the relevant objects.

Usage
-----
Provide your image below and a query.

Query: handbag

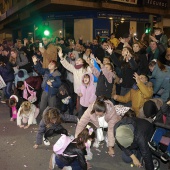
[0,75,6,89]
[23,81,37,103]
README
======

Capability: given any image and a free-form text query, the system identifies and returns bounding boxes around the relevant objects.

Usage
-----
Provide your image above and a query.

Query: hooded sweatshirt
[77,73,96,107]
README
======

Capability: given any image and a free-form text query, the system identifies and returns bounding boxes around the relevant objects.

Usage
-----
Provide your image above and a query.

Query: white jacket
[60,58,92,94]
[17,104,38,126]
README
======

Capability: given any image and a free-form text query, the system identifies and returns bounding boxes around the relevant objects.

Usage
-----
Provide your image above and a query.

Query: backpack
[53,134,75,156]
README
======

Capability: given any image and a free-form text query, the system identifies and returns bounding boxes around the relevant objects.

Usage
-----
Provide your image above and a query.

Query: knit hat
[115,125,134,148]
[18,70,24,78]
[143,100,158,118]
[10,95,18,102]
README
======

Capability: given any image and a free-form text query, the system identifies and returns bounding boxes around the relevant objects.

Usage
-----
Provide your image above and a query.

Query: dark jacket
[57,80,74,100]
[25,76,43,90]
[34,62,61,96]
[114,117,154,170]
[0,62,14,83]
[154,102,170,127]
[95,46,109,63]
[110,53,138,88]
[57,142,87,170]
[96,72,114,98]
[36,107,77,145]
[135,52,149,75]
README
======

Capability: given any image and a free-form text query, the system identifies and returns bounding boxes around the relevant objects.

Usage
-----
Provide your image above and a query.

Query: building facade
[0,0,169,42]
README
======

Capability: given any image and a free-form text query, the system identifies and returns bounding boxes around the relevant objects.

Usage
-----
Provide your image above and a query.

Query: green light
[44,30,50,36]
[145,28,151,34]
[145,29,149,34]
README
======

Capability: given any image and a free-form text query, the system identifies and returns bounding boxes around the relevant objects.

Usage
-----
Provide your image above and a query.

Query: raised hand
[96,57,102,65]
[32,55,38,64]
[106,45,113,55]
[58,48,63,59]
[133,72,140,83]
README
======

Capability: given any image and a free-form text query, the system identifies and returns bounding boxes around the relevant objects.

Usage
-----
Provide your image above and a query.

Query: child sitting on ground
[57,80,74,115]
[49,126,95,170]
[33,107,78,148]
[17,101,39,129]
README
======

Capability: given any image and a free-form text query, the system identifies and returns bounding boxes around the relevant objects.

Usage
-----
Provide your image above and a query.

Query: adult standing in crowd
[39,36,57,68]
[94,40,109,63]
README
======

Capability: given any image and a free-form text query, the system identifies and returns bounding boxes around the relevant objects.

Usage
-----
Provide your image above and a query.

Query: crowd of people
[0,27,170,170]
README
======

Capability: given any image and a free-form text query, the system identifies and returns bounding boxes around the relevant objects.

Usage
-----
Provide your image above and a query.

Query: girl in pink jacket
[77,73,96,118]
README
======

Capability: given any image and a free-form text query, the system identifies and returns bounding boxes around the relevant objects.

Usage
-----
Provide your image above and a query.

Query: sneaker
[49,153,56,170]
[62,166,72,170]
[10,118,14,121]
[43,136,50,146]
[161,152,170,161]
[148,141,157,151]
[1,100,6,104]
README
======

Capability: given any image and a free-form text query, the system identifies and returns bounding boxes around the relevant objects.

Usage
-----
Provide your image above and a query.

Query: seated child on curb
[33,107,78,149]
[17,101,39,129]
[49,126,95,170]
[57,80,74,115]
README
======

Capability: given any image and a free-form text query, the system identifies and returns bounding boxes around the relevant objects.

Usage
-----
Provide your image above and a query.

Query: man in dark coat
[114,117,154,170]
[94,40,109,63]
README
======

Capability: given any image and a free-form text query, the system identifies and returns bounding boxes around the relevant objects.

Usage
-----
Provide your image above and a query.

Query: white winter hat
[10,95,18,102]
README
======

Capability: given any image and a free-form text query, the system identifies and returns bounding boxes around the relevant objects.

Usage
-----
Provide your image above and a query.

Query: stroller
[148,101,170,169]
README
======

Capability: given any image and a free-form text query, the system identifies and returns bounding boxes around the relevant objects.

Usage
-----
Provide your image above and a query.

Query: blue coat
[0,62,14,83]
[151,64,170,102]
[34,63,61,96]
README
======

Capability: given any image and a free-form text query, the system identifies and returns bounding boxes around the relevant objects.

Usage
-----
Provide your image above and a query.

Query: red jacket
[25,76,42,90]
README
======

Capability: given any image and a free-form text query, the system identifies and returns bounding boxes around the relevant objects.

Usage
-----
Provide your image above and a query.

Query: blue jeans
[3,81,13,99]
[78,105,87,119]
[55,156,82,170]
[153,128,170,152]
[61,98,74,115]
[120,87,131,107]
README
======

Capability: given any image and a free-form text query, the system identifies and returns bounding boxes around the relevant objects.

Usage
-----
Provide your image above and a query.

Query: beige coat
[42,44,57,68]
[75,100,121,147]
[60,58,92,94]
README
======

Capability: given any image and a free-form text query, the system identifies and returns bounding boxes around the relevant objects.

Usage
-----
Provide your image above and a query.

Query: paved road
[0,103,169,170]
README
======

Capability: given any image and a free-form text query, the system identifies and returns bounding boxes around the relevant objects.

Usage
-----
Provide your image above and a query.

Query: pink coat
[77,73,96,107]
[75,100,121,147]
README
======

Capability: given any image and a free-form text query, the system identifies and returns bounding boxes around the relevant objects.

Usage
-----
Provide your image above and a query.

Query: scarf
[44,42,51,50]
[155,34,162,41]
[74,64,83,69]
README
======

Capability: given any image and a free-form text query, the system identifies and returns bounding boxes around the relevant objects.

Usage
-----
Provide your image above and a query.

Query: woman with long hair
[149,60,170,102]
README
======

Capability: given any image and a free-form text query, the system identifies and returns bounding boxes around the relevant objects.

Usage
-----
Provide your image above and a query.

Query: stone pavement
[0,103,169,170]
